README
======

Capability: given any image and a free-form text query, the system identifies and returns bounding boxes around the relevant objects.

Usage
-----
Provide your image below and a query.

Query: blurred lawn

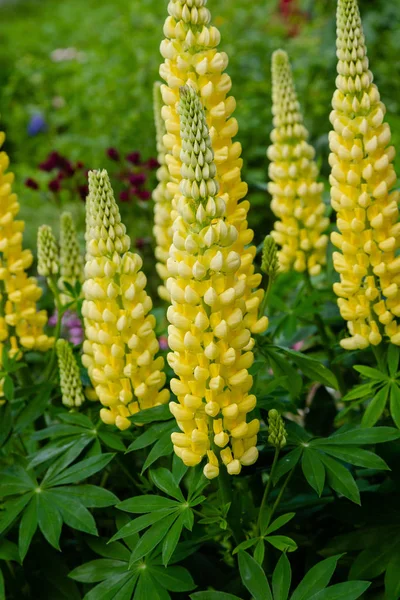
[0,0,399,251]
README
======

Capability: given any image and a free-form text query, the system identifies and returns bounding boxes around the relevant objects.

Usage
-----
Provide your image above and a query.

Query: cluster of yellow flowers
[268,50,329,276]
[166,86,267,479]
[329,0,400,349]
[81,170,169,430]
[0,132,53,386]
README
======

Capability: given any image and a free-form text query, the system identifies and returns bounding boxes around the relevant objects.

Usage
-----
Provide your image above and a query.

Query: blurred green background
[0,0,399,255]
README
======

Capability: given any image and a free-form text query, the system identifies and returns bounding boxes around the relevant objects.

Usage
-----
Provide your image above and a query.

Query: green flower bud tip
[56,339,85,408]
[267,408,287,449]
[37,225,59,277]
[59,212,83,302]
[261,235,279,280]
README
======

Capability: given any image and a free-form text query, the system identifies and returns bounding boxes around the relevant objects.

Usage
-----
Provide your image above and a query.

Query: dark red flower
[49,178,61,193]
[24,178,39,190]
[78,184,89,200]
[119,189,130,202]
[126,152,141,165]
[138,190,151,201]
[107,147,120,161]
[76,161,84,169]
[135,238,145,250]
[129,172,146,186]
[146,157,159,170]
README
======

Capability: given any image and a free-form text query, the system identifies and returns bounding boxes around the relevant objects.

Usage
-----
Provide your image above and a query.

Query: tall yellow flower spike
[167,87,268,480]
[0,131,53,382]
[268,50,329,275]
[82,170,170,430]
[329,0,400,349]
[153,82,174,302]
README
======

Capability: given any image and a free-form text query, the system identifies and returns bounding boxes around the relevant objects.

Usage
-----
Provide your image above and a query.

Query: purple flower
[119,189,130,202]
[27,114,47,136]
[39,151,61,172]
[48,178,61,193]
[107,147,120,161]
[25,178,39,190]
[78,184,89,201]
[146,157,159,170]
[126,152,141,165]
[50,310,84,346]
[158,336,168,351]
[138,190,151,201]
[129,172,146,186]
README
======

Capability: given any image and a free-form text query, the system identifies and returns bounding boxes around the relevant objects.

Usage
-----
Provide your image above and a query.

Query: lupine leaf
[128,404,172,424]
[190,594,242,600]
[162,514,184,566]
[318,445,389,470]
[69,559,128,583]
[46,453,115,486]
[272,553,291,600]
[265,535,297,552]
[273,448,303,484]
[18,498,38,561]
[389,383,400,429]
[0,492,32,536]
[361,385,389,428]
[60,485,118,507]
[279,347,339,389]
[150,468,185,502]
[320,454,360,505]
[308,581,370,600]
[238,550,273,600]
[314,427,400,445]
[127,421,174,453]
[302,449,325,496]
[48,491,98,535]
[264,513,296,536]
[0,403,12,448]
[37,492,63,550]
[384,548,400,599]
[129,513,177,565]
[353,366,388,381]
[342,383,374,402]
[117,495,178,514]
[110,509,175,543]
[141,431,174,473]
[290,555,344,600]
[148,565,196,592]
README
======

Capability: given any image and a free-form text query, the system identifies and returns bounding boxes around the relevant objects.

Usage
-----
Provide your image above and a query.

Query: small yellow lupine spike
[0,131,53,394]
[56,339,85,408]
[59,212,83,305]
[153,82,174,302]
[167,87,266,479]
[330,0,400,349]
[268,50,329,276]
[82,170,170,430]
[37,225,59,278]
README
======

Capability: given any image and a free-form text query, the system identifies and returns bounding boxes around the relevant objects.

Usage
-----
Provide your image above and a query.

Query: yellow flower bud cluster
[153,82,174,302]
[268,50,329,276]
[0,131,53,381]
[59,212,83,305]
[82,170,170,430]
[329,0,400,349]
[56,339,85,408]
[37,225,59,278]
[167,87,268,479]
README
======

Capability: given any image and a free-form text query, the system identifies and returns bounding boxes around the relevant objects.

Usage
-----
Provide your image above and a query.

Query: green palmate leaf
[141,430,174,473]
[117,495,178,514]
[46,453,115,486]
[18,498,38,561]
[291,555,344,600]
[238,550,272,600]
[279,347,339,389]
[98,430,126,451]
[129,404,172,424]
[84,572,138,600]
[133,572,163,600]
[150,468,185,502]
[262,346,302,397]
[389,383,400,429]
[273,448,303,484]
[0,402,12,448]
[0,539,19,562]
[60,485,118,508]
[14,385,53,433]
[42,436,97,484]
[27,439,79,470]
[273,553,291,600]
[387,344,400,378]
[69,559,128,583]
[0,464,37,496]
[308,581,370,600]
[265,512,295,536]
[127,421,174,453]
[233,538,258,555]
[129,513,177,565]
[3,376,14,401]
[58,412,94,428]
[172,453,188,485]
[47,491,98,535]
[0,492,32,536]
[302,449,325,496]
[162,514,184,566]
[314,427,400,446]
[110,509,175,542]
[349,537,400,580]
[37,492,63,550]
[354,366,388,381]
[254,539,265,565]
[190,594,242,600]
[342,383,374,402]
[384,549,400,599]
[265,535,297,552]
[319,445,389,470]
[319,454,360,505]
[361,384,389,428]
[148,565,196,592]
[86,537,130,562]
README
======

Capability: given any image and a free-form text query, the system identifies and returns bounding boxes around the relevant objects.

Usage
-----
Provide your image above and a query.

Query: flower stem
[256,447,280,536]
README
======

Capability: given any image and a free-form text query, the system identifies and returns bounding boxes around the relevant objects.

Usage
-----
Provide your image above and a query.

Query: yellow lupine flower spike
[268,50,329,276]
[82,170,170,430]
[0,131,53,382]
[153,82,174,302]
[167,87,266,479]
[56,339,85,408]
[329,0,400,349]
[160,0,247,218]
[59,212,83,304]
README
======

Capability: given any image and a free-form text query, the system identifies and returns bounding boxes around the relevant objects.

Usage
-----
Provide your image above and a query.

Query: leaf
[190,594,242,600]
[127,421,174,453]
[86,537,130,561]
[349,538,400,580]
[162,514,184,566]
[0,569,4,600]
[389,383,400,429]
[14,385,52,433]
[42,436,95,484]
[265,535,298,552]
[319,446,389,470]
[0,492,32,535]
[385,549,400,600]
[150,468,185,502]
[388,345,400,378]
[279,347,339,389]
[354,366,388,381]
[233,538,259,555]
[302,449,325,496]
[47,453,115,486]
[265,513,295,536]
[320,454,360,505]
[172,453,188,485]
[272,553,291,600]
[98,431,126,452]
[254,539,265,565]
[0,402,12,448]
[361,385,389,428]
[262,346,302,397]
[48,491,98,535]
[84,572,137,600]
[0,464,37,496]
[314,427,400,446]
[37,492,63,550]
[19,498,38,561]
[59,412,94,428]
[238,550,273,600]
[117,495,178,514]
[0,539,20,562]
[342,383,374,402]
[291,555,344,600]
[273,448,303,484]
[308,581,370,600]
[60,485,119,507]
[129,513,177,565]
[141,431,174,473]
[128,404,172,424]
[69,559,128,583]
[149,565,196,592]
[110,510,175,543]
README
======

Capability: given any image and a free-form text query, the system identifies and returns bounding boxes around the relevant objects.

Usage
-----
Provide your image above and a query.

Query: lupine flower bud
[82,170,170,430]
[37,225,59,278]
[56,339,84,407]
[330,0,400,349]
[167,86,266,479]
[261,235,279,281]
[268,50,329,276]
[153,81,174,302]
[0,131,53,396]
[267,409,287,449]
[59,212,83,304]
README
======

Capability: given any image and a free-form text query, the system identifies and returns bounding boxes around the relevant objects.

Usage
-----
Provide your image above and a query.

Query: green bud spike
[59,212,83,303]
[267,409,287,449]
[37,225,59,278]
[56,339,85,408]
[261,235,279,280]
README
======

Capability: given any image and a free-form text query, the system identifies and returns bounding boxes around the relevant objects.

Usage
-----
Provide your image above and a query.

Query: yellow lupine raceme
[167,87,267,479]
[82,170,169,430]
[268,50,329,275]
[329,0,400,349]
